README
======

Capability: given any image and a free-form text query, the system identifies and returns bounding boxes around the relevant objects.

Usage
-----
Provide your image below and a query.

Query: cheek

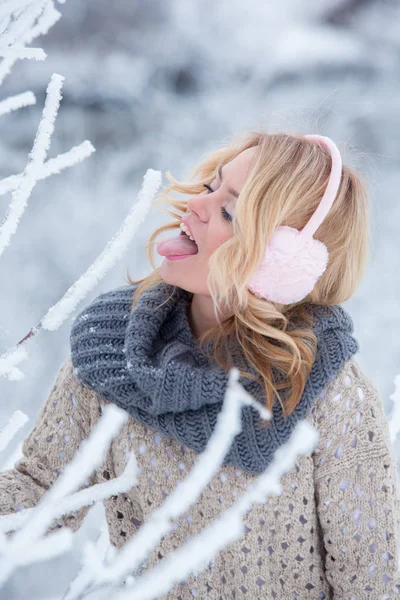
[207,224,233,245]
[206,231,232,255]
[217,230,234,246]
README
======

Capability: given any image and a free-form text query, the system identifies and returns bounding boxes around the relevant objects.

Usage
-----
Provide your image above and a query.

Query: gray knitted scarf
[69,282,359,474]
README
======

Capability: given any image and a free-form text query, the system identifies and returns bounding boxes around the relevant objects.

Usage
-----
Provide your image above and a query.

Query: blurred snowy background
[0,0,400,597]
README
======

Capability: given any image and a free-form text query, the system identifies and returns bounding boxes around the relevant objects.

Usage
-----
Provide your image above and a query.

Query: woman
[1,130,399,598]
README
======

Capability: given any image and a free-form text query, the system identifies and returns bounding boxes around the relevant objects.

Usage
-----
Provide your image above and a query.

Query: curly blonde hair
[126,130,371,420]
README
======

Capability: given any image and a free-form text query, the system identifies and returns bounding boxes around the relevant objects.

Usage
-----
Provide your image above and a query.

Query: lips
[181,216,196,243]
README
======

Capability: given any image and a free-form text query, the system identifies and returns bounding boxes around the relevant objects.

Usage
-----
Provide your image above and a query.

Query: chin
[159,258,209,295]
[160,259,198,293]
[159,258,187,286]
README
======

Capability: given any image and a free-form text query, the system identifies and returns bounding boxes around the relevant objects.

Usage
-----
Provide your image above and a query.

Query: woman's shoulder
[309,356,386,424]
[307,356,396,474]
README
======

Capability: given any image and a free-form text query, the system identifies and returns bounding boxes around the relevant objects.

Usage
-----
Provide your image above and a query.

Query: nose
[186,190,208,222]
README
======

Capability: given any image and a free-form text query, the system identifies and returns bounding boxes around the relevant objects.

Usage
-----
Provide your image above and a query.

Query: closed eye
[203,184,232,223]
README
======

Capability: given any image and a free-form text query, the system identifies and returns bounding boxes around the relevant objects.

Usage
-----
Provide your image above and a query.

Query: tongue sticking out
[157,231,199,257]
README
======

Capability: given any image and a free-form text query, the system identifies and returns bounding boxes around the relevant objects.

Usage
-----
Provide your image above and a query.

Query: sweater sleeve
[311,359,400,597]
[0,360,101,537]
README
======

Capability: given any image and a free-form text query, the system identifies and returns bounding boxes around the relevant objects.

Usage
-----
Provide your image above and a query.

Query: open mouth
[155,224,199,259]
[156,222,199,259]
[180,224,199,251]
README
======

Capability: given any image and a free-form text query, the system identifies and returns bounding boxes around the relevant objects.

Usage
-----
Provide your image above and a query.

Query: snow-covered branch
[64,367,265,596]
[0,140,95,196]
[0,166,161,381]
[0,44,46,60]
[0,453,138,533]
[0,410,28,454]
[62,523,115,600]
[89,368,271,587]
[115,421,318,600]
[0,346,28,381]
[16,527,73,565]
[0,1,48,51]
[0,404,130,586]
[63,368,319,600]
[0,1,49,67]
[0,72,65,258]
[0,90,35,116]
[41,167,161,331]
[0,0,62,86]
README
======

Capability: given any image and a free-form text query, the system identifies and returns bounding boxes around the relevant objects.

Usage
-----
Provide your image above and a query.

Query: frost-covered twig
[0,72,64,259]
[0,404,129,586]
[62,523,115,600]
[62,367,268,599]
[0,410,28,454]
[0,0,41,25]
[68,370,318,600]
[68,369,318,600]
[0,56,17,86]
[0,0,62,86]
[0,0,47,50]
[0,140,95,196]
[0,453,138,533]
[84,367,270,589]
[0,167,161,382]
[17,528,73,564]
[118,420,318,600]
[22,0,62,45]
[0,0,48,62]
[0,441,23,471]
[41,167,162,331]
[0,45,45,59]
[0,90,35,116]
[0,345,28,381]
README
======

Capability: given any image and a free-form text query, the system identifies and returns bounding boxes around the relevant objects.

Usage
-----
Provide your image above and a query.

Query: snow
[0,452,138,534]
[0,404,129,585]
[0,73,64,256]
[0,140,95,195]
[0,410,28,453]
[0,90,36,116]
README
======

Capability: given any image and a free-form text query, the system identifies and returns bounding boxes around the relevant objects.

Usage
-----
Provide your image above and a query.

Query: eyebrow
[217,164,239,198]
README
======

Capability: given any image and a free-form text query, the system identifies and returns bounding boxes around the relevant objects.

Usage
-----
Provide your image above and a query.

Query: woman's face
[159,146,257,295]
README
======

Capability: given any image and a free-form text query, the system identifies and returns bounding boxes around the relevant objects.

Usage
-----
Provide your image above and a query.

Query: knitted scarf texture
[69,282,359,474]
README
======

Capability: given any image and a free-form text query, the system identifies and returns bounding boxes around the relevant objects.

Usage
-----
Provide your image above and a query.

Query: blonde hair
[126,130,371,423]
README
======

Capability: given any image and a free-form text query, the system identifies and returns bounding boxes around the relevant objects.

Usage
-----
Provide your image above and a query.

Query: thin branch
[0,1,60,86]
[23,1,61,44]
[0,72,64,259]
[0,0,47,50]
[0,140,95,196]
[0,454,138,533]
[0,167,161,381]
[0,410,28,454]
[69,368,271,594]
[17,528,73,565]
[0,405,129,586]
[0,90,35,116]
[0,45,46,59]
[0,345,28,381]
[114,421,318,600]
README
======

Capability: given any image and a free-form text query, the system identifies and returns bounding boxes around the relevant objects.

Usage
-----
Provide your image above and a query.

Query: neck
[187,293,220,341]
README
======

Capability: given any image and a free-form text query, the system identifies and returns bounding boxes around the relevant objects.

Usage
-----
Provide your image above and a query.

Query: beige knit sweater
[1,356,400,599]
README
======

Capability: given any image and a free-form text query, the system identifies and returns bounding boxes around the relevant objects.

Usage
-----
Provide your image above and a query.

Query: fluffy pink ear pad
[247,226,329,304]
